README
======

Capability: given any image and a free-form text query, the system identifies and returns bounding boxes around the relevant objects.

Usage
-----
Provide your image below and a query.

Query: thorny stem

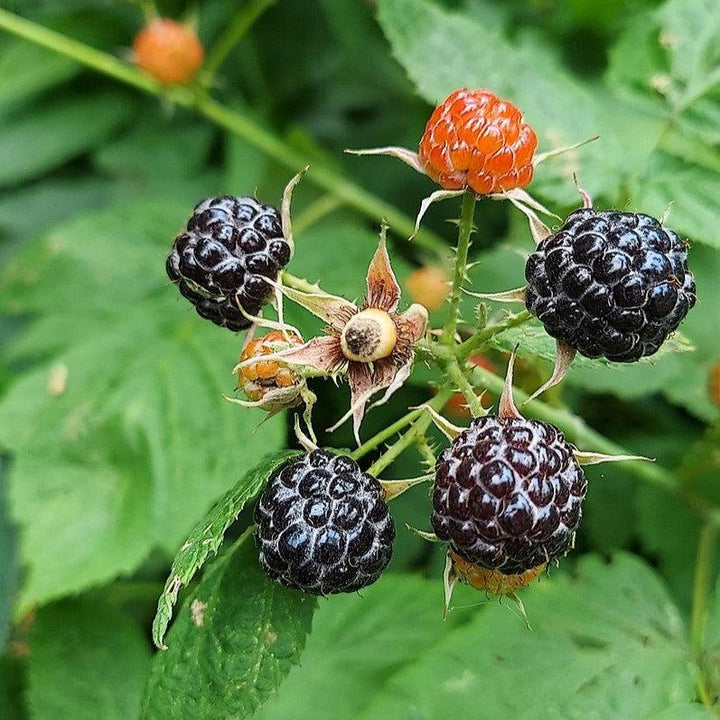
[457,309,533,361]
[280,271,321,294]
[441,191,476,344]
[204,0,276,80]
[367,388,454,477]
[691,523,719,711]
[445,357,484,417]
[0,8,446,257]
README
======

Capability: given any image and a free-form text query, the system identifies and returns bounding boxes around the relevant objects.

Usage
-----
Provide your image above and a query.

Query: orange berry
[450,550,546,595]
[133,18,204,85]
[237,330,302,401]
[418,89,538,196]
[405,266,449,312]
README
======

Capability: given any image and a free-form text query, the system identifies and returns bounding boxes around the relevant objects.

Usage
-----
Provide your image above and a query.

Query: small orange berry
[418,89,537,196]
[405,266,449,312]
[133,18,204,85]
[236,330,302,403]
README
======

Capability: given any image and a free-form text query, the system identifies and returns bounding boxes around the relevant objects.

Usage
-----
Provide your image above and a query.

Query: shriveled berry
[526,209,696,362]
[418,89,538,196]
[166,196,291,331]
[132,18,204,85]
[254,451,395,595]
[237,330,303,402]
[432,415,586,574]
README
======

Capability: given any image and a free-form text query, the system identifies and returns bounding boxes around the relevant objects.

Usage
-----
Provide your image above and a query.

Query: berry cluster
[254,451,395,595]
[166,196,291,331]
[526,209,696,362]
[418,88,537,196]
[431,415,587,574]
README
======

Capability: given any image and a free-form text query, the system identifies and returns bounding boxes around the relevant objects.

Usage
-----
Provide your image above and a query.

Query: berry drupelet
[254,450,395,595]
[166,196,292,331]
[525,209,696,362]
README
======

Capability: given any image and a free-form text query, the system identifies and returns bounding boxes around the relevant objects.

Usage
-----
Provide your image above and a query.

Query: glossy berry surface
[237,330,302,401]
[254,450,395,595]
[166,196,291,331]
[525,209,696,362]
[431,416,586,574]
[418,88,538,196]
[132,18,204,85]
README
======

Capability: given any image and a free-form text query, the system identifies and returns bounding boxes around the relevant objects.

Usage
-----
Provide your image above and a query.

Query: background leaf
[0,203,285,611]
[27,600,151,720]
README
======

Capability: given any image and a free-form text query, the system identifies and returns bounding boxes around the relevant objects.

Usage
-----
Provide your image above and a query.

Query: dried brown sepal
[523,339,576,405]
[499,350,523,420]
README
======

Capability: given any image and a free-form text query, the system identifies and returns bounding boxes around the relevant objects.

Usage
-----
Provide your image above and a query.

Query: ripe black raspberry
[525,209,696,362]
[166,196,292,331]
[254,450,395,595]
[431,416,586,574]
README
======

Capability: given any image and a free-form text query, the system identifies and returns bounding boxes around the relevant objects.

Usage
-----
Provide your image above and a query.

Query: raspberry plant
[0,2,719,719]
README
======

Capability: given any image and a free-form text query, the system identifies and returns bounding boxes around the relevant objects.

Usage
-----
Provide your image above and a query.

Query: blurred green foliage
[0,0,718,718]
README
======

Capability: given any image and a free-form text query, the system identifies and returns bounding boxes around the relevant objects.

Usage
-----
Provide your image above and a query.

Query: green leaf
[143,533,315,720]
[0,458,18,651]
[0,202,285,611]
[607,0,720,147]
[634,154,720,250]
[0,91,136,188]
[28,600,151,720]
[255,574,472,720]
[152,450,300,649]
[358,554,698,719]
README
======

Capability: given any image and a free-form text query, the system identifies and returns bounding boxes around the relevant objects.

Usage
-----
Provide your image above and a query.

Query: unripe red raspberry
[710,362,720,406]
[418,89,538,196]
[133,18,204,85]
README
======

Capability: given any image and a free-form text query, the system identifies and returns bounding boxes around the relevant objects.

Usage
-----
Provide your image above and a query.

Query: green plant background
[0,0,719,718]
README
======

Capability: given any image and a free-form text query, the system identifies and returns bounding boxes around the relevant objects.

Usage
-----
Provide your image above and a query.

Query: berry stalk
[0,8,447,257]
[457,309,533,362]
[441,190,476,345]
[367,387,454,477]
[203,0,277,80]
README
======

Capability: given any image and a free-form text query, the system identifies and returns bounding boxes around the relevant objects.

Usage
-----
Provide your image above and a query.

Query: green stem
[457,309,533,361]
[368,388,453,476]
[691,523,719,711]
[446,357,484,417]
[0,8,446,257]
[292,194,343,236]
[204,0,276,79]
[441,191,476,344]
[351,407,425,461]
[692,523,719,655]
